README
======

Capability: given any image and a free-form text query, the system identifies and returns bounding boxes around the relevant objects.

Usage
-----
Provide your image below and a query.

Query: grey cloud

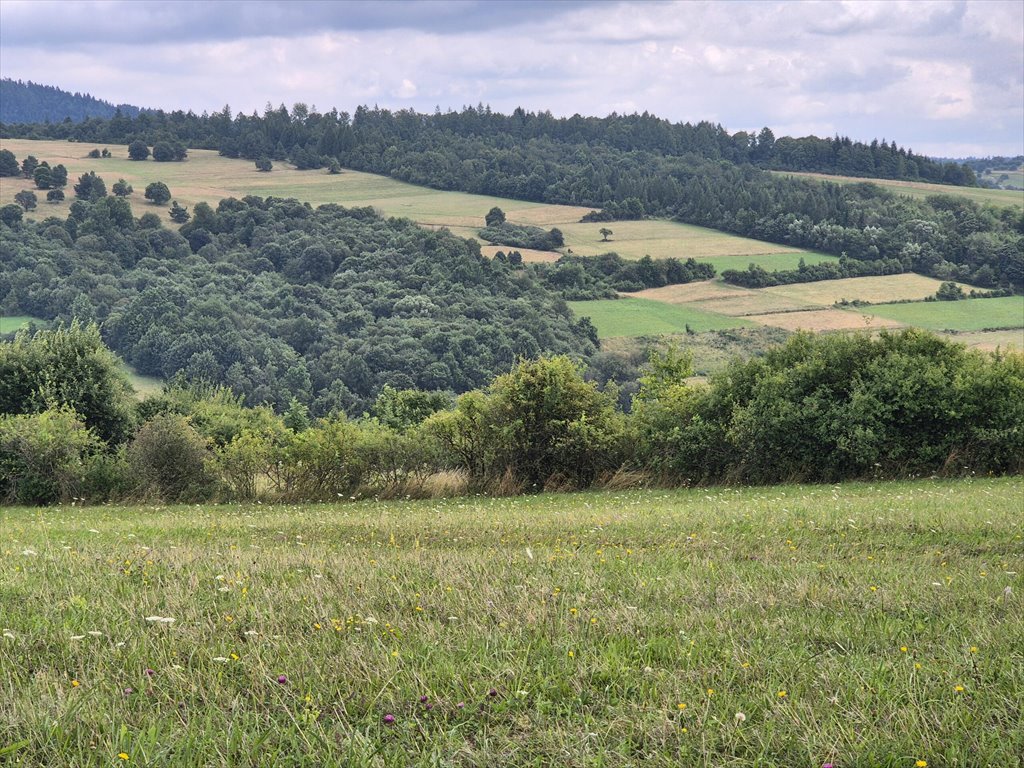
[0,0,603,48]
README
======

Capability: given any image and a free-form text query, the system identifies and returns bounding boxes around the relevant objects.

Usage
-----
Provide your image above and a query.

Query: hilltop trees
[112,178,133,196]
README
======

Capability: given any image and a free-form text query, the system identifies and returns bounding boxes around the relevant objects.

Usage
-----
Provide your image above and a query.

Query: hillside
[0,79,143,124]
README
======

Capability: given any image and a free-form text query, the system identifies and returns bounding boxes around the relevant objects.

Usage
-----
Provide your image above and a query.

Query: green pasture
[858,296,1024,332]
[568,297,753,338]
[1,478,1021,766]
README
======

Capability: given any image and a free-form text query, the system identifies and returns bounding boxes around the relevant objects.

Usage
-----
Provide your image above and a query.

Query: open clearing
[857,296,1024,332]
[763,274,975,306]
[773,170,1024,209]
[568,297,753,337]
[630,282,816,317]
[746,307,905,332]
[1,479,1021,767]
[1,138,822,267]
[0,315,47,334]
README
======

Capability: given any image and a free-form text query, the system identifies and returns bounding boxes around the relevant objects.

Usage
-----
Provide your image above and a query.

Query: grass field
[773,170,1024,209]
[568,297,753,338]
[763,274,974,307]
[1,478,1021,766]
[858,296,1024,332]
[0,139,830,267]
[0,315,48,334]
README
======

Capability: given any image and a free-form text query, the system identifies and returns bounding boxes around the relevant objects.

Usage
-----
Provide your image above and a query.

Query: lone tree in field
[47,188,65,203]
[599,228,613,242]
[14,190,37,211]
[21,155,39,178]
[112,179,133,197]
[485,206,506,227]
[144,181,171,205]
[128,140,150,161]
[255,157,272,172]
[327,159,342,174]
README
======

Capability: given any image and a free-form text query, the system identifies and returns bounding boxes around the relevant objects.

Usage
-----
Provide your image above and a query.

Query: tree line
[4,105,1018,289]
[2,324,1020,506]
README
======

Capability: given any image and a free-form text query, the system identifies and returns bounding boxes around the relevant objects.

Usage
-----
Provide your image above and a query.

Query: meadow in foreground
[1,478,1022,767]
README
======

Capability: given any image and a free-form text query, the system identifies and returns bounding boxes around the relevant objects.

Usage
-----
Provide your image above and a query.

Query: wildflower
[488,688,498,698]
[118,754,130,761]
[900,646,908,653]
[145,668,154,677]
[970,646,978,653]
[456,702,465,709]
[568,650,575,658]
[677,703,687,711]
[706,688,714,697]
[419,695,429,703]
[822,764,833,768]
[954,685,964,692]
[777,690,787,698]
[277,675,288,685]
[735,712,746,723]
[915,662,922,669]
[383,714,396,724]
[916,762,928,767]
[71,680,80,688]
[123,687,133,695]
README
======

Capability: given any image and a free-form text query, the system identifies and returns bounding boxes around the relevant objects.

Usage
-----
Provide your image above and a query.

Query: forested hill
[0,196,597,414]
[2,101,974,185]
[0,79,143,124]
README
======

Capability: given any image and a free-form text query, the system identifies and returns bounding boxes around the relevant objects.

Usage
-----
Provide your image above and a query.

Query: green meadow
[1,479,1021,766]
[568,297,753,338]
[773,170,1024,209]
[0,315,47,334]
[858,296,1024,332]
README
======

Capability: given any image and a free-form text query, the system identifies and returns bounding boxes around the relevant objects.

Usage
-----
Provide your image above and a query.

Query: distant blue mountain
[0,79,145,124]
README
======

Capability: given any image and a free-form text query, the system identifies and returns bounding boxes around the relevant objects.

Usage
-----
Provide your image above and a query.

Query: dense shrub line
[2,325,1020,505]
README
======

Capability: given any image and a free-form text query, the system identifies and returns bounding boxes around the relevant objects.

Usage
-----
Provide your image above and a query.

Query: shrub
[128,414,218,501]
[0,409,101,505]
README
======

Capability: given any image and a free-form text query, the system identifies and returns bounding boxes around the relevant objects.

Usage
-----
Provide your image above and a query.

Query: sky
[1,0,1021,158]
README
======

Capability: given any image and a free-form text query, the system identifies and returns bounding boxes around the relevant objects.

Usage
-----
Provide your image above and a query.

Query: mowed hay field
[763,274,976,307]
[1,479,1022,767]
[0,138,829,267]
[772,170,1024,209]
[857,296,1024,332]
[567,297,754,338]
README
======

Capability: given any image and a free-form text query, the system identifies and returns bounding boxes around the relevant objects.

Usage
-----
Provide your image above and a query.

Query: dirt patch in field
[746,308,906,332]
[939,329,1024,352]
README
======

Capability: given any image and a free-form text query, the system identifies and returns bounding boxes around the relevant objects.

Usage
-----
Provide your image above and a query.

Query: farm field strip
[1,479,1021,766]
[772,169,1024,208]
[746,307,906,332]
[857,295,1024,332]
[567,297,754,338]
[762,274,976,306]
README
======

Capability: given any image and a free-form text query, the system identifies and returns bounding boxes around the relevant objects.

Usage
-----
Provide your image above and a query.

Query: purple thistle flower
[145,668,154,677]
[488,688,498,698]
[277,674,288,685]
[419,695,428,703]
[383,713,396,724]
[456,702,465,709]
[123,687,133,695]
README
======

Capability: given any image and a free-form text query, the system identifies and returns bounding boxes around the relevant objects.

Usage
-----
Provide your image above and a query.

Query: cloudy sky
[1,0,1021,157]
